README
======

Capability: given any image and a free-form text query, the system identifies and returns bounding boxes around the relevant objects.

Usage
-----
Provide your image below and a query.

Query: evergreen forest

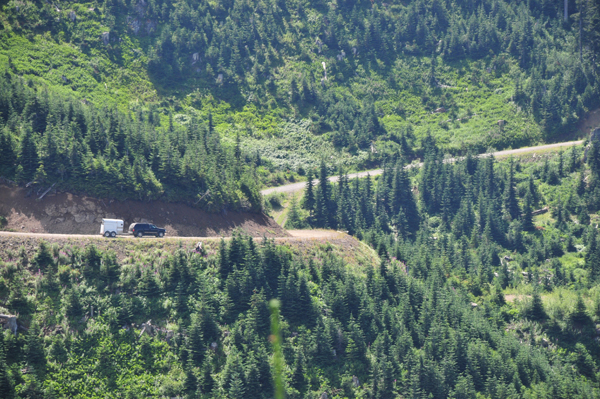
[1,0,600,201]
[0,142,600,397]
[1,0,600,397]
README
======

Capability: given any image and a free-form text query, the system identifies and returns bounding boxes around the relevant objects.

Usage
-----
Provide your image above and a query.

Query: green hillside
[2,2,600,398]
[1,0,599,197]
[1,147,600,397]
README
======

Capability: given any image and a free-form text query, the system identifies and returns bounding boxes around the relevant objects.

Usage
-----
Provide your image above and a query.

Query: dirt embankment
[0,185,288,237]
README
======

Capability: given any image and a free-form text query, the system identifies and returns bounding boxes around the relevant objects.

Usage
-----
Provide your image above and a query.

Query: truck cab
[129,223,166,238]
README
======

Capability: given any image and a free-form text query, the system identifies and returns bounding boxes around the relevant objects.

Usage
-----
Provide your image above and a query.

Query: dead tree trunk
[38,183,56,200]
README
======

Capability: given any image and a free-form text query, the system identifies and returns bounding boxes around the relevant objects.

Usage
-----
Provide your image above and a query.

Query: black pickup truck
[129,223,166,238]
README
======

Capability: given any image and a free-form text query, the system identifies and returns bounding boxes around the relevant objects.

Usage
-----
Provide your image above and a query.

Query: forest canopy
[0,0,599,176]
[0,142,599,397]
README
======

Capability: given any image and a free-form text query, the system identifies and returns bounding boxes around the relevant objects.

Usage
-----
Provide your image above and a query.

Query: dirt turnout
[0,185,288,237]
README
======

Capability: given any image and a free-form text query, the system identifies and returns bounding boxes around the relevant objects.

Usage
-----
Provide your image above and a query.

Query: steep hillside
[0,229,597,398]
[0,0,599,186]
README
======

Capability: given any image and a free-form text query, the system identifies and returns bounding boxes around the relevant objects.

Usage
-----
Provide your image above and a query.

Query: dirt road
[0,229,341,241]
[0,141,583,241]
[261,140,584,195]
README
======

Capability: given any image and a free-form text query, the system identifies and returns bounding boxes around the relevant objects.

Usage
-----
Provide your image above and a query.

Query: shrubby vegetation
[1,0,600,178]
[243,119,374,175]
[1,143,600,397]
[1,0,600,395]
[0,73,262,210]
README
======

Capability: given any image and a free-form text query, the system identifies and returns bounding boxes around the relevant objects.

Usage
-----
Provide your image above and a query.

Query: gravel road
[0,141,582,240]
[261,140,584,195]
[0,230,342,240]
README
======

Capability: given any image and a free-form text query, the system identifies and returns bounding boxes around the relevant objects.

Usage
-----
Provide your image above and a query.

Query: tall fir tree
[302,169,316,216]
[503,158,520,220]
[0,127,16,177]
[522,192,535,232]
[315,160,332,228]
[24,319,46,377]
[0,332,11,397]
[17,125,38,182]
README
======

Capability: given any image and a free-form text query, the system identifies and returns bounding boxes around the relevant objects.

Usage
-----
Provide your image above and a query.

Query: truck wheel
[110,231,117,238]
[136,232,143,238]
[158,232,164,237]
[104,231,110,237]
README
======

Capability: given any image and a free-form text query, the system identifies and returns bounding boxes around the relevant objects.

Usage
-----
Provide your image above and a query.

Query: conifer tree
[139,269,161,298]
[503,158,520,220]
[574,343,596,379]
[228,231,246,269]
[290,350,306,392]
[118,295,133,327]
[186,314,205,365]
[0,127,16,177]
[553,200,567,230]
[335,169,353,231]
[302,170,316,216]
[100,250,120,289]
[527,292,547,321]
[577,171,586,196]
[228,371,246,398]
[24,319,47,377]
[390,159,419,235]
[33,241,54,272]
[183,361,198,395]
[0,332,12,397]
[65,288,83,319]
[83,244,102,281]
[198,354,215,394]
[522,192,535,232]
[218,239,231,282]
[579,206,591,225]
[361,173,375,228]
[285,195,305,229]
[570,295,592,327]
[569,146,580,172]
[527,175,539,206]
[585,228,600,282]
[556,149,564,175]
[17,125,38,182]
[175,280,189,315]
[315,160,332,228]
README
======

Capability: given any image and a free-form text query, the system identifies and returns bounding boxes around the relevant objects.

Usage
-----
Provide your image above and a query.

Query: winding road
[0,140,584,240]
[260,140,584,195]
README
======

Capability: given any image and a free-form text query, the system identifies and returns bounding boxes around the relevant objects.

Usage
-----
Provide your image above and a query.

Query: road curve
[261,140,584,195]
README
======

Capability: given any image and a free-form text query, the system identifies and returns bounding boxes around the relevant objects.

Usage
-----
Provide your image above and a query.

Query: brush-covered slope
[1,0,599,185]
[0,229,597,398]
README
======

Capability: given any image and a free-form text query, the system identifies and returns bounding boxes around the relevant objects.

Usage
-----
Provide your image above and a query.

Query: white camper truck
[100,219,124,237]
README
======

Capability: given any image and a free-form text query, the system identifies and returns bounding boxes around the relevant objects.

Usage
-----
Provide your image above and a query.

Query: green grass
[380,57,542,151]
